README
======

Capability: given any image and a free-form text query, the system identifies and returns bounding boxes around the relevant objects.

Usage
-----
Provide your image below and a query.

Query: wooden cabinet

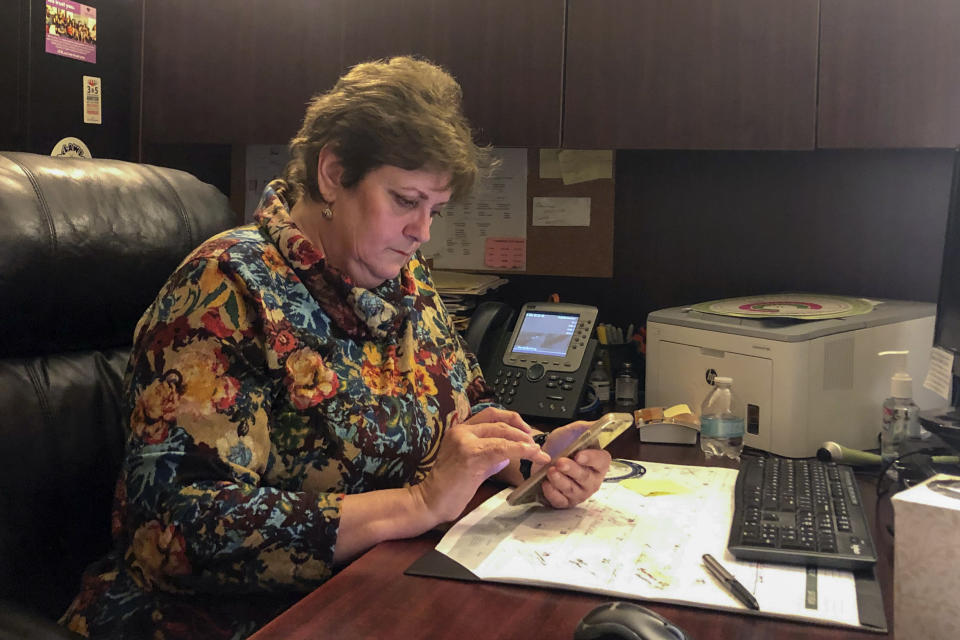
[563,0,819,150]
[141,0,564,147]
[340,0,564,148]
[140,1,958,151]
[818,0,960,148]
[0,0,24,150]
[142,0,343,144]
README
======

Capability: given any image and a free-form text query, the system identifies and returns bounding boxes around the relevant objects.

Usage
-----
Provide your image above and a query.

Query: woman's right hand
[413,421,550,524]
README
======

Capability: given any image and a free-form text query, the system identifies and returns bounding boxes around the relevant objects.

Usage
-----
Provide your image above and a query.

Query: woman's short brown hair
[284,56,494,205]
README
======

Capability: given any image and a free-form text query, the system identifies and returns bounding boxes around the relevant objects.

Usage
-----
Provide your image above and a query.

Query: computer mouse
[573,601,691,640]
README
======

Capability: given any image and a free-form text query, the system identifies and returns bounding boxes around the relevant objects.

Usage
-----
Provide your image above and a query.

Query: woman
[61,56,610,639]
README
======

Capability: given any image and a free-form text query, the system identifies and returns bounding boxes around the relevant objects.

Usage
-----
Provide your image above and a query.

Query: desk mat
[405,549,887,633]
[404,465,887,634]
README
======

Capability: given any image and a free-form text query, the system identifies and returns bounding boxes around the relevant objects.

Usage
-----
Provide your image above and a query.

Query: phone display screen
[510,311,579,358]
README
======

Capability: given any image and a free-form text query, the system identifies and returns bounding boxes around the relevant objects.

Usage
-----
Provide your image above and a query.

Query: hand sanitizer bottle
[878,350,920,476]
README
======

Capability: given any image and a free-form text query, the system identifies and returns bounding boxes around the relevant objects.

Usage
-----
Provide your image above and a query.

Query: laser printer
[644,299,940,457]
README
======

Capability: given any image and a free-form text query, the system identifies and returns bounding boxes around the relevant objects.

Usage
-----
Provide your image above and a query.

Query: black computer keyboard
[727,455,877,570]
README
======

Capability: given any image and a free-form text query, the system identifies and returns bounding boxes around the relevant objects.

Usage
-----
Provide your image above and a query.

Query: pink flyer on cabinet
[44,0,97,64]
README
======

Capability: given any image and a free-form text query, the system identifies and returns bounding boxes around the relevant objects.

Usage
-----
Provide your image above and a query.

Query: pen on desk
[702,553,759,610]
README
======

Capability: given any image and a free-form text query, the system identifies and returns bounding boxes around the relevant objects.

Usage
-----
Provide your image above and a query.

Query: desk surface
[251,432,894,640]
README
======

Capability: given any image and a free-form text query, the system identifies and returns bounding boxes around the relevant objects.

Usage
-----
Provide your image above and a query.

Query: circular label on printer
[692,295,875,320]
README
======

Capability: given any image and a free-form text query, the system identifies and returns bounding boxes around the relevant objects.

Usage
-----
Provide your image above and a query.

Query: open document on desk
[406,462,886,633]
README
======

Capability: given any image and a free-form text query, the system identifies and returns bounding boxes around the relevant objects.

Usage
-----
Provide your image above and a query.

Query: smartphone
[506,412,634,506]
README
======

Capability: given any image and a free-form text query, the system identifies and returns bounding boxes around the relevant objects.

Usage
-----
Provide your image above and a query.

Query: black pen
[702,553,759,610]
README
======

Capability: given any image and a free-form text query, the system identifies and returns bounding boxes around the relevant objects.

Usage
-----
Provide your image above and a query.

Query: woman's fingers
[541,449,611,509]
[461,424,550,465]
[541,421,589,458]
[448,422,549,468]
[573,448,611,476]
[465,407,533,433]
[463,420,536,443]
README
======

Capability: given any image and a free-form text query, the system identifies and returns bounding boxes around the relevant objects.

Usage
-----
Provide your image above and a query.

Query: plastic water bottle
[700,376,745,460]
[589,356,611,405]
[614,361,639,410]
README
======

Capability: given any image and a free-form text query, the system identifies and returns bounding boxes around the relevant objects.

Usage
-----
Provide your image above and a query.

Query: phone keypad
[492,365,574,414]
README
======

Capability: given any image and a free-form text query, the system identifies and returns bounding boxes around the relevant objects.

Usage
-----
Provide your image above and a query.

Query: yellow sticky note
[622,477,693,497]
[663,404,692,418]
[558,150,613,185]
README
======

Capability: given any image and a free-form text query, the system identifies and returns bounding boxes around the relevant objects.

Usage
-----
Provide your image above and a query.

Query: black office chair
[0,152,235,638]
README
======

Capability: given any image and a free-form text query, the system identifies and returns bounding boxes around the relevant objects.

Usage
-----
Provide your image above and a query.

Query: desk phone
[489,302,597,421]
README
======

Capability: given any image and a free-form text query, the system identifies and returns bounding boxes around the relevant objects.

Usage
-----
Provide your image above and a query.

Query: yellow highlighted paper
[622,477,694,497]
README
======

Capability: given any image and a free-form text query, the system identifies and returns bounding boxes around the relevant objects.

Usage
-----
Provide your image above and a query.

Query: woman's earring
[322,207,333,220]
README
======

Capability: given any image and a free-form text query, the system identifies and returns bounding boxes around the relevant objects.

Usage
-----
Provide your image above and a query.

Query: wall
[5,4,954,333]
[497,149,956,329]
[3,0,139,159]
[0,1,26,150]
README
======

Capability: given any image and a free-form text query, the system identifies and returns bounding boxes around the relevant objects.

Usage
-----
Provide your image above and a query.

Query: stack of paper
[432,270,509,331]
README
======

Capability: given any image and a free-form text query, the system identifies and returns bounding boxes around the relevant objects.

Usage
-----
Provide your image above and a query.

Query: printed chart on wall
[45,0,97,63]
[692,294,877,320]
[421,148,527,271]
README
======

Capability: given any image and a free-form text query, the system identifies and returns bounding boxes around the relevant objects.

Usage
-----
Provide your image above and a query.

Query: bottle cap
[891,371,913,398]
[714,376,732,385]
[878,350,912,398]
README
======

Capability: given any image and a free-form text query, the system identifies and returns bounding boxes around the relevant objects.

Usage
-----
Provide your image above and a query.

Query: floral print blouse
[60,180,494,639]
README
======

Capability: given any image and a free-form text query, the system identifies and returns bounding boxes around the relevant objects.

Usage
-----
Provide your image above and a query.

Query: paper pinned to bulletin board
[421,148,528,271]
[484,238,526,270]
[525,148,614,277]
[421,148,614,277]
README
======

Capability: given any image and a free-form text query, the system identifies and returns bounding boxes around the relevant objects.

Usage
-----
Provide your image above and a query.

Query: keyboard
[727,455,877,570]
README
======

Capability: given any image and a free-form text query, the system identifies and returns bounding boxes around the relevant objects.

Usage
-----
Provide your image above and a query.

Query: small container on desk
[599,343,644,409]
[634,405,700,445]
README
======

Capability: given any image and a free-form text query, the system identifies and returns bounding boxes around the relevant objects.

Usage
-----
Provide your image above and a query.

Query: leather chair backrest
[0,152,236,620]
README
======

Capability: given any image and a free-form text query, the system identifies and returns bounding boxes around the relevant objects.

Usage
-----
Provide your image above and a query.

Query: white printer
[644,299,940,457]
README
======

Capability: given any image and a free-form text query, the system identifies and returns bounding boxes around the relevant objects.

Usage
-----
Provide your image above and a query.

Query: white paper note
[532,197,591,227]
[923,346,955,401]
[82,76,101,124]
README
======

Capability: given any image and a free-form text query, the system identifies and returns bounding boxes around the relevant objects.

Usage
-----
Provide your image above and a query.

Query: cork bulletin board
[522,148,615,277]
[233,146,616,278]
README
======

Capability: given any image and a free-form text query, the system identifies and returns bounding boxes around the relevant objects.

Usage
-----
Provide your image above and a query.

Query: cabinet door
[340,0,564,148]
[818,0,960,148]
[142,0,343,144]
[0,0,24,150]
[564,0,818,149]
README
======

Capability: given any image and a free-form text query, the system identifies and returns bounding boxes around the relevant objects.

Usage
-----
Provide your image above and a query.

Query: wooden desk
[252,432,893,639]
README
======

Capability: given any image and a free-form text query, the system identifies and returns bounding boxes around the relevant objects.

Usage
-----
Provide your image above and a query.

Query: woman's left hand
[537,421,611,509]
